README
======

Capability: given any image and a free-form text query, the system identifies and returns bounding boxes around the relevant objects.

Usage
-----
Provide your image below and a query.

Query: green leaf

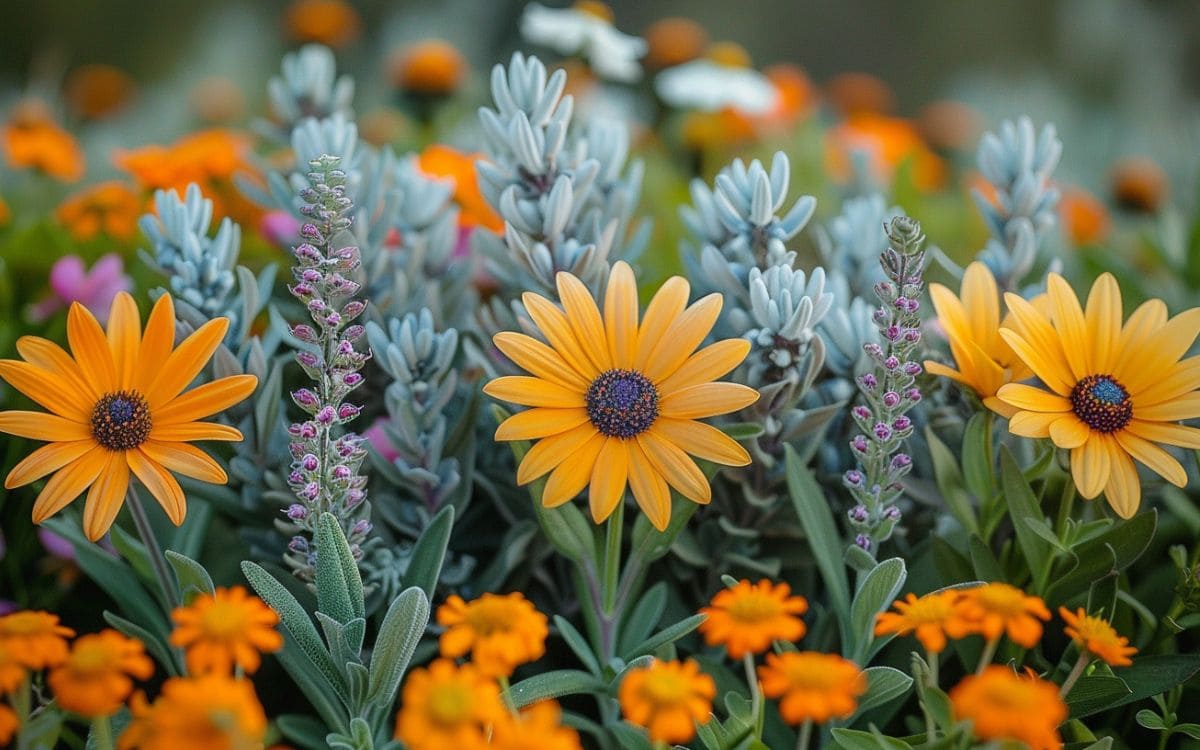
[617,582,668,658]
[721,422,765,440]
[170,498,213,561]
[86,710,130,750]
[314,513,365,625]
[1026,516,1070,553]
[509,669,606,708]
[849,558,907,663]
[967,534,1004,582]
[165,550,215,601]
[1066,674,1132,718]
[277,714,332,750]
[555,615,602,675]
[609,720,654,750]
[103,611,181,676]
[831,727,912,750]
[1100,654,1200,715]
[785,445,851,627]
[1173,723,1200,740]
[1135,709,1166,730]
[1047,510,1157,605]
[961,411,994,506]
[629,496,699,566]
[621,614,706,661]
[19,705,63,750]
[925,427,980,536]
[402,505,454,599]
[853,667,914,718]
[1000,448,1052,590]
[367,587,430,706]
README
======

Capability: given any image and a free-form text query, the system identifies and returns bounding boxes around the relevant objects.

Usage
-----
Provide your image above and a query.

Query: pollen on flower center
[727,594,783,623]
[1070,374,1132,433]
[428,684,474,725]
[585,369,659,439]
[90,390,152,450]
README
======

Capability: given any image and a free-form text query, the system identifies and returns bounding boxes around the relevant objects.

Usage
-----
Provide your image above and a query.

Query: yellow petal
[998,328,1074,396]
[16,336,97,403]
[1103,447,1140,519]
[589,438,629,523]
[1046,274,1090,380]
[106,291,141,390]
[67,302,118,395]
[1007,410,1060,438]
[144,317,229,408]
[1124,419,1200,449]
[1084,273,1121,374]
[604,261,639,369]
[929,282,972,352]
[541,431,605,508]
[1114,430,1187,487]
[643,293,723,383]
[556,272,610,372]
[1134,392,1200,422]
[649,417,751,466]
[0,360,93,422]
[961,262,1000,349]
[1048,416,1090,449]
[135,294,178,394]
[484,376,585,409]
[152,375,258,425]
[522,292,600,380]
[139,440,227,484]
[996,384,1070,413]
[1118,308,1200,395]
[658,339,751,395]
[515,423,599,484]
[0,411,90,441]
[923,360,970,387]
[1071,437,1110,499]
[5,440,97,488]
[634,276,689,370]
[1115,298,1168,356]
[627,439,671,531]
[82,450,130,542]
[493,332,589,391]
[149,421,244,442]
[495,408,590,441]
[128,448,187,525]
[31,445,106,523]
[1133,355,1200,407]
[659,383,759,419]
[638,430,711,505]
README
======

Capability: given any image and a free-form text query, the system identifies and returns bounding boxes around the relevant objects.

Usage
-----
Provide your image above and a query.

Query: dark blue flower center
[91,390,152,450]
[585,369,659,438]
[1070,374,1132,433]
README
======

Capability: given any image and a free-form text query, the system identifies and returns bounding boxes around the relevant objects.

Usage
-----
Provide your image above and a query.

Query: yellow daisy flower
[996,273,1200,517]
[925,262,1042,416]
[0,292,257,540]
[485,261,758,530]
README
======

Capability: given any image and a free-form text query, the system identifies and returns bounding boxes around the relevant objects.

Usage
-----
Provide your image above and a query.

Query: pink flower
[260,210,301,247]
[28,253,131,323]
[364,417,401,463]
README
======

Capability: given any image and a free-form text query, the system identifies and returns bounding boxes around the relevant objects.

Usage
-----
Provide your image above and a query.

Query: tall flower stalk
[281,156,373,580]
[843,217,928,562]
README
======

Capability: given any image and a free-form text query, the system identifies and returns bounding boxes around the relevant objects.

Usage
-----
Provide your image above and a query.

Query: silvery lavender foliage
[474,52,648,295]
[280,157,374,582]
[263,44,354,141]
[974,116,1062,291]
[843,217,928,564]
[817,194,904,301]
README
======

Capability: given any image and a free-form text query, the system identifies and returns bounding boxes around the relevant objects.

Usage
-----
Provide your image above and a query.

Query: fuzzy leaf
[621,614,706,661]
[165,550,215,601]
[509,669,606,708]
[402,505,454,599]
[785,446,851,632]
[849,558,907,663]
[367,587,431,706]
[314,513,366,625]
[555,615,601,676]
[999,448,1052,590]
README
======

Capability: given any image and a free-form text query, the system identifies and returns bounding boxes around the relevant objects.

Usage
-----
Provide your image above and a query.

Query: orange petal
[16,336,97,402]
[67,301,118,395]
[657,339,751,392]
[627,440,671,531]
[643,293,723,383]
[604,261,639,369]
[634,277,689,370]
[135,294,178,394]
[150,421,243,442]
[31,445,106,523]
[5,440,97,488]
[650,417,751,466]
[139,440,227,484]
[82,450,130,541]
[106,291,141,390]
[541,431,605,508]
[1046,273,1090,380]
[515,423,599,485]
[521,292,601,380]
[556,272,610,372]
[589,438,629,523]
[638,430,711,505]
[659,382,759,419]
[152,375,257,425]
[493,332,590,391]
[127,448,186,525]
[0,360,93,421]
[144,318,230,408]
[0,411,90,441]
[1070,437,1110,499]
[495,408,590,441]
[483,376,584,409]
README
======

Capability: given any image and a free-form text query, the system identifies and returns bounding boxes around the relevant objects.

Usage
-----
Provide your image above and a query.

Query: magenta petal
[364,418,401,463]
[49,255,88,300]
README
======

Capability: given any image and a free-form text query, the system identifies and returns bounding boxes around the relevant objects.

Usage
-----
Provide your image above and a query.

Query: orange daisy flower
[0,703,16,745]
[699,579,808,659]
[170,586,283,675]
[64,64,136,120]
[1059,186,1111,247]
[827,113,946,192]
[283,0,360,48]
[118,674,267,750]
[0,638,29,693]
[1059,607,1137,667]
[48,629,154,717]
[0,292,256,540]
[436,592,548,678]
[618,658,716,744]
[56,181,142,241]
[949,666,1066,750]
[757,651,867,725]
[389,41,468,97]
[958,583,1051,648]
[417,145,504,233]
[491,701,583,750]
[393,659,505,750]
[0,610,75,669]
[874,591,971,654]
[3,117,85,182]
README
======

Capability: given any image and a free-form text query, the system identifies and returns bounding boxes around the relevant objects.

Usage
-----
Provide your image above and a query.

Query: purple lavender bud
[849,504,869,522]
[286,504,309,521]
[885,325,901,341]
[299,422,318,438]
[882,391,901,408]
[864,343,883,358]
[905,298,921,313]
[903,362,922,376]
[294,243,320,261]
[351,519,372,536]
[343,324,365,342]
[342,300,365,319]
[852,405,871,421]
[873,308,889,324]
[338,403,360,420]
[851,435,869,453]
[343,372,363,387]
[324,311,342,327]
[905,387,922,402]
[874,281,894,298]
[301,453,319,471]
[349,544,364,561]
[883,506,902,521]
[337,440,357,458]
[894,296,909,310]
[287,470,303,485]
[293,388,319,407]
[874,422,893,440]
[288,536,309,553]
[893,416,912,432]
[291,283,314,298]
[296,351,320,368]
[891,453,913,469]
[884,356,900,371]
[300,223,322,241]
[292,324,317,342]
[904,329,921,343]
[845,470,864,486]
[332,465,351,480]
[301,269,322,283]
[307,299,327,313]
[860,373,878,389]
[336,246,359,262]
[288,422,303,437]
[317,406,336,424]
[855,534,872,551]
[337,339,353,355]
[300,482,320,500]
[289,443,305,458]
[344,488,366,509]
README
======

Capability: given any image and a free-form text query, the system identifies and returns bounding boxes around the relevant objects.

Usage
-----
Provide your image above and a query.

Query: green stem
[975,637,999,674]
[924,650,939,742]
[1055,479,1076,537]
[1059,652,1091,697]
[497,676,519,716]
[744,652,761,735]
[90,716,115,750]
[796,719,813,750]
[14,674,32,750]
[125,485,179,610]
[602,501,624,615]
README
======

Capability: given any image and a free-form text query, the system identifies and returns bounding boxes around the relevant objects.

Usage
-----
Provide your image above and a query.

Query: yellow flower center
[776,658,846,690]
[726,592,784,623]
[199,601,250,640]
[573,0,613,22]
[1068,614,1119,647]
[90,390,152,450]
[640,671,691,705]
[427,682,475,726]
[68,641,119,675]
[900,594,954,624]
[975,585,1026,616]
[464,599,518,637]
[705,42,752,69]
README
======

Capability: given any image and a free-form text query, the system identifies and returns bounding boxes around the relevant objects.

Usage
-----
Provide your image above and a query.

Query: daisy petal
[16,336,97,402]
[1047,274,1090,379]
[996,384,1070,413]
[1134,356,1200,407]
[1124,419,1200,449]
[127,448,186,525]
[1115,299,1168,358]
[541,431,605,508]
[1103,447,1141,519]
[650,417,751,466]
[1114,430,1187,487]
[1048,416,1090,449]
[493,332,589,390]
[522,292,600,380]
[1071,437,1110,499]
[135,294,177,394]
[589,438,629,523]
[0,360,93,421]
[627,439,672,531]
[139,440,227,484]
[144,318,230,408]
[495,408,590,441]
[515,423,599,484]
[638,431,711,504]
[644,293,723,383]
[1119,308,1200,395]
[0,412,90,441]
[1085,273,1121,374]
[634,277,689,370]
[106,292,141,390]
[658,339,752,392]
[659,383,759,419]
[961,262,1000,346]
[82,450,130,541]
[484,376,585,409]
[1007,410,1059,438]
[67,302,118,394]
[1001,295,1074,395]
[604,261,638,369]
[153,375,258,425]
[556,272,610,372]
[1134,392,1200,422]
[31,444,106,523]
[5,440,96,488]
[149,421,244,442]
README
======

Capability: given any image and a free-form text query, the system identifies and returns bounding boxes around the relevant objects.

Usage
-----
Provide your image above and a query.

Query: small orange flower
[875,591,970,654]
[491,701,583,750]
[64,64,136,120]
[389,40,468,96]
[189,77,247,125]
[418,145,504,233]
[0,703,17,746]
[827,113,946,192]
[393,659,505,750]
[0,638,28,693]
[1111,156,1167,214]
[958,583,1051,648]
[48,629,154,717]
[949,666,1066,750]
[170,586,283,676]
[618,658,715,744]
[917,100,981,151]
[3,117,85,182]
[118,674,267,750]
[1059,607,1137,667]
[1060,186,1111,246]
[825,72,894,117]
[699,579,807,659]
[0,195,10,227]
[436,592,548,678]
[284,0,360,48]
[681,108,757,151]
[757,651,867,725]
[56,181,142,241]
[0,610,75,669]
[642,17,708,70]
[760,64,817,129]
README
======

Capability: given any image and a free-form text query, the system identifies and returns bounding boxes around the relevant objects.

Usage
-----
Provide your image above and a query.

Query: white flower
[520,3,646,83]
[655,60,778,114]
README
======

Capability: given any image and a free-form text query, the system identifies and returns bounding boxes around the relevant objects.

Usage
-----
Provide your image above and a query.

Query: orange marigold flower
[699,579,808,659]
[917,100,982,152]
[0,610,75,669]
[0,195,10,227]
[56,181,142,241]
[958,583,1051,648]
[1111,156,1167,214]
[757,651,867,725]
[491,701,583,750]
[389,40,468,96]
[618,658,715,744]
[118,674,267,750]
[1059,186,1111,246]
[284,0,361,48]
[1059,607,1137,667]
[0,638,29,693]
[170,586,283,676]
[64,64,136,120]
[827,113,946,192]
[417,145,504,233]
[642,17,708,71]
[393,659,505,750]
[875,591,970,654]
[436,592,548,678]
[825,72,894,117]
[48,629,154,717]
[949,666,1066,750]
[0,703,17,745]
[3,117,85,182]
[760,64,817,130]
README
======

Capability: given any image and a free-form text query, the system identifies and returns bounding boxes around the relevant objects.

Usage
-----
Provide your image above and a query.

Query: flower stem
[125,484,179,610]
[975,637,999,674]
[498,675,519,717]
[1059,652,1091,697]
[924,650,939,742]
[602,501,624,615]
[90,716,115,750]
[744,652,761,734]
[796,719,813,750]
